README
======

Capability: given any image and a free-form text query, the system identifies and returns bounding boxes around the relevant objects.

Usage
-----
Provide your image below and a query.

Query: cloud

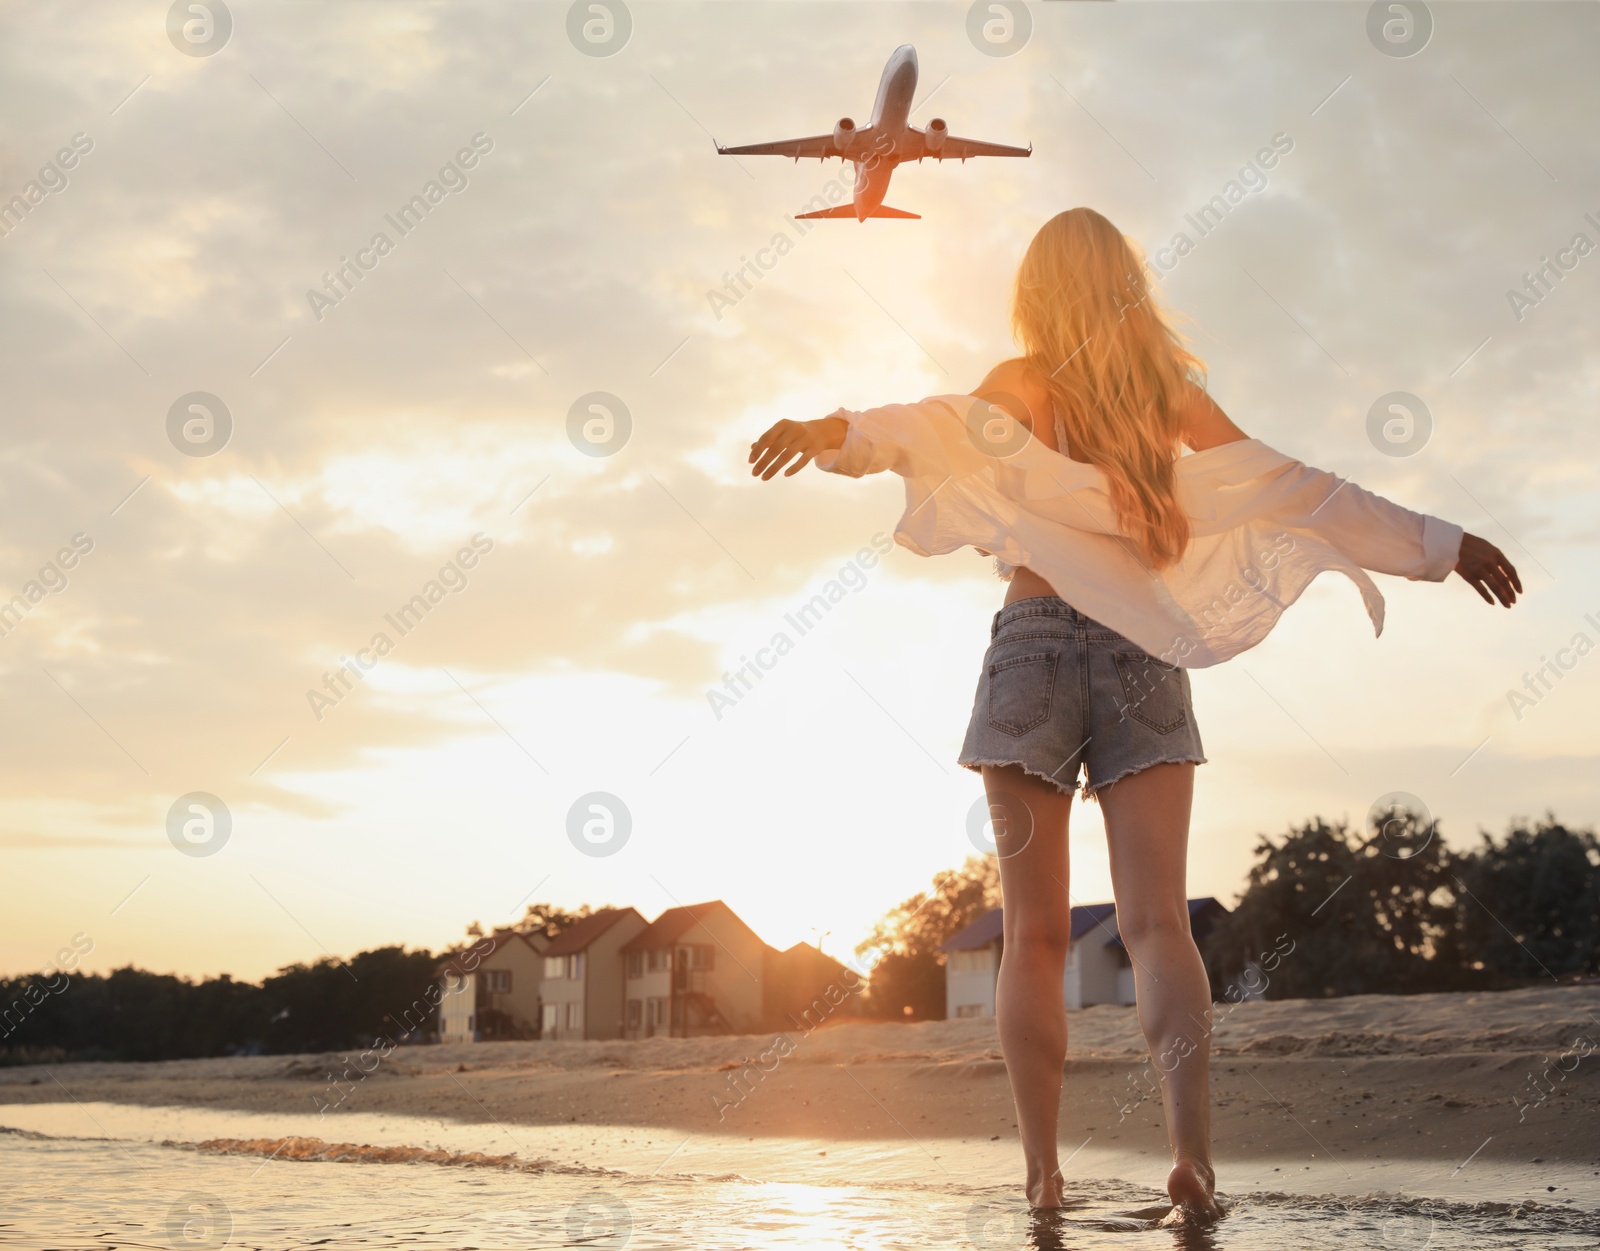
[0,3,1594,978]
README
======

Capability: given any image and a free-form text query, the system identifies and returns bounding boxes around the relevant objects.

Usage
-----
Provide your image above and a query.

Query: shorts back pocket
[1112,651,1187,734]
[987,651,1057,737]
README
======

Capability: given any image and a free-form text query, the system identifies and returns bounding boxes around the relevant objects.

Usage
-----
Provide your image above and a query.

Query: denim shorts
[957,597,1207,798]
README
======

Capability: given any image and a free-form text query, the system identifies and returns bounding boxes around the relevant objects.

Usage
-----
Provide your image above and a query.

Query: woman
[747,208,1520,1222]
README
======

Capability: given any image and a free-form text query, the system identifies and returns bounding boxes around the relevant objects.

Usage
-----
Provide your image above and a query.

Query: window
[626,951,643,979]
[678,944,714,971]
[541,1003,558,1033]
[565,1002,580,1030]
[569,952,584,980]
[543,955,566,979]
[955,1004,985,1018]
[626,999,642,1028]
[647,948,668,972]
[646,997,664,1027]
[485,970,511,993]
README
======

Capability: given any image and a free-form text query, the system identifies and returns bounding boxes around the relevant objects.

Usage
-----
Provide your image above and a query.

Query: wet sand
[3,984,1596,1209]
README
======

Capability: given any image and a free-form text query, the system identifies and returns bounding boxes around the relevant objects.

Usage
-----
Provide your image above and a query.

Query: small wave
[0,1124,74,1142]
[164,1134,630,1178]
[1231,1189,1600,1238]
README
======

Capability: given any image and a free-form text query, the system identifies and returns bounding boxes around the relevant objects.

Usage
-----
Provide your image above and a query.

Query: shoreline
[2,985,1596,1211]
[0,1097,1593,1215]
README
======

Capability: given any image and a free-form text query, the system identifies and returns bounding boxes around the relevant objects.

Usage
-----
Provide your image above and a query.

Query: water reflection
[963,1196,1228,1251]
[2,1125,1596,1249]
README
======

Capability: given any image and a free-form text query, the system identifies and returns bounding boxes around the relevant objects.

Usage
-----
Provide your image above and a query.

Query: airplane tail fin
[795,203,920,220]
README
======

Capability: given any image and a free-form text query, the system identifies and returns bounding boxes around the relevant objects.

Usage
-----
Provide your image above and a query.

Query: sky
[1,2,1596,984]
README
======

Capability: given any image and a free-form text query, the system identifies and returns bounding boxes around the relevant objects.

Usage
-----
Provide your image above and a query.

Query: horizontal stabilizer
[794,203,920,220]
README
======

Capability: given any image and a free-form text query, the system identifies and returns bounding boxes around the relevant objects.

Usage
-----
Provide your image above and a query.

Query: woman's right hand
[748,414,848,480]
[1453,532,1521,607]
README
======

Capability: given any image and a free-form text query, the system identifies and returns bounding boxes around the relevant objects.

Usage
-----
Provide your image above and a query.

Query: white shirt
[813,394,1464,668]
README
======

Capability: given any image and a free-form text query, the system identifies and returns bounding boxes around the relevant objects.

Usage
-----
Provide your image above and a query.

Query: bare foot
[1026,1166,1066,1209]
[1165,1158,1222,1223]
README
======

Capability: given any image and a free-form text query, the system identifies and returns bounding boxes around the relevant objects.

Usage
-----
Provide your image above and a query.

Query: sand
[3,984,1597,1208]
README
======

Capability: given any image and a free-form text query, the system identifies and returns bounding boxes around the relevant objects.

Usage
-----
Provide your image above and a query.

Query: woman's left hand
[1453,531,1522,607]
[748,414,848,480]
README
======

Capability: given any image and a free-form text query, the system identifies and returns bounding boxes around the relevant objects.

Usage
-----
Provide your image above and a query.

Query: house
[939,898,1229,1017]
[620,901,770,1039]
[438,899,851,1046]
[435,924,549,1043]
[538,907,647,1040]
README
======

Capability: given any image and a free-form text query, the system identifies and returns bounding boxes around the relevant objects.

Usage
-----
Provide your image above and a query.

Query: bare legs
[983,764,1075,1208]
[1099,761,1220,1220]
[982,760,1219,1220]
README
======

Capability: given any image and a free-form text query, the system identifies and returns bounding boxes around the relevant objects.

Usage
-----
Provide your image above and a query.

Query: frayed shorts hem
[958,753,1207,800]
[956,755,1082,799]
[1083,754,1208,798]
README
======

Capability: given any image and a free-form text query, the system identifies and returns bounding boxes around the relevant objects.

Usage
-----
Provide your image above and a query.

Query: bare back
[969,358,1248,604]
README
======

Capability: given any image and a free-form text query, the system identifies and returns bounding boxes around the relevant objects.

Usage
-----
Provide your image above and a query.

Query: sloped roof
[939,906,1003,952]
[542,907,641,957]
[939,904,1116,952]
[939,899,1224,953]
[621,901,746,953]
[433,927,548,975]
[490,927,548,953]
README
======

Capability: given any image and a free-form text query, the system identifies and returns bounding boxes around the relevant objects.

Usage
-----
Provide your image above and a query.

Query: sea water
[1,1107,1595,1250]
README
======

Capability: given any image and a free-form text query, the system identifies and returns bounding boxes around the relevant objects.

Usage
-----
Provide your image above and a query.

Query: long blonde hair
[1011,208,1205,570]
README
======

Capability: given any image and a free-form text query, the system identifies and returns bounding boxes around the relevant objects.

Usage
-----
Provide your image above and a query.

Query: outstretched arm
[1189,388,1520,607]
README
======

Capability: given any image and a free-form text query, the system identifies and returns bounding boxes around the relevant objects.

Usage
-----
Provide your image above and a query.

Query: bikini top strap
[1052,398,1070,459]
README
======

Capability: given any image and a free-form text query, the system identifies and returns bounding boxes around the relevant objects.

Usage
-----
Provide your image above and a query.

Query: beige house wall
[624,961,673,1039]
[438,972,475,1043]
[476,930,547,1037]
[582,914,645,1040]
[542,912,647,1041]
[539,952,587,1040]
[688,908,765,1034]
[437,930,542,1044]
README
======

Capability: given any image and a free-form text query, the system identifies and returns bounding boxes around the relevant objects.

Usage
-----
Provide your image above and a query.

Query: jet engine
[924,118,948,154]
[833,117,857,154]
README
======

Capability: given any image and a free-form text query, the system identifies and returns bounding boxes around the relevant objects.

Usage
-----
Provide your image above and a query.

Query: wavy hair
[1010,208,1205,570]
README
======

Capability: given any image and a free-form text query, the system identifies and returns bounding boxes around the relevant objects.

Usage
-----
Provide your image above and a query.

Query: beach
[3,983,1597,1248]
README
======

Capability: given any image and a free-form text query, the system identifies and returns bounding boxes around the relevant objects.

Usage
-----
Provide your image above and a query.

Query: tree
[1202,812,1468,998]
[1454,814,1600,981]
[858,855,1002,1020]
[261,945,440,1053]
[519,903,594,940]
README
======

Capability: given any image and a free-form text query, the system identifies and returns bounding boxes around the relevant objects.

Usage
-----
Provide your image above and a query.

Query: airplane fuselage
[869,43,918,132]
[849,44,919,218]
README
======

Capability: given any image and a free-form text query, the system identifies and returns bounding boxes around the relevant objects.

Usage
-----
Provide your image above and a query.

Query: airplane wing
[915,131,1032,161]
[715,134,840,162]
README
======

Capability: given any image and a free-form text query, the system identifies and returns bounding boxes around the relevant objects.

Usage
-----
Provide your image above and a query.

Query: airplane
[714,44,1031,221]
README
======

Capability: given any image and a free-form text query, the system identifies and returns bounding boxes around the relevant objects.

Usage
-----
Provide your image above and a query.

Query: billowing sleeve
[811,407,905,477]
[1258,456,1463,582]
[811,399,968,480]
